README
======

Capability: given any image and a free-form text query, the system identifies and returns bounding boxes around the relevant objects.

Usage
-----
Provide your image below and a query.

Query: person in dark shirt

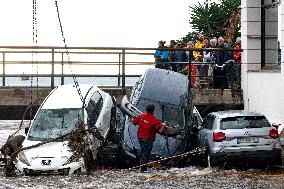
[132,104,166,172]
[0,135,25,157]
[174,43,188,73]
[213,37,231,89]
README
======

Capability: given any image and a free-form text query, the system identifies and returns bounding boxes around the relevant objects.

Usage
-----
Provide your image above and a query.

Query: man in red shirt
[132,104,166,172]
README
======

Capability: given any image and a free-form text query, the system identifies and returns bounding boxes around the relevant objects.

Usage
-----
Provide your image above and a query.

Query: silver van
[119,68,202,163]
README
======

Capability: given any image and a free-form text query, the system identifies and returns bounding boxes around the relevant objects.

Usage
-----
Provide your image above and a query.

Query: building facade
[241,0,284,131]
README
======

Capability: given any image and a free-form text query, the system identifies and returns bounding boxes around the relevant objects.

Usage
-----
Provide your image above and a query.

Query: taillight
[269,129,279,139]
[213,132,226,142]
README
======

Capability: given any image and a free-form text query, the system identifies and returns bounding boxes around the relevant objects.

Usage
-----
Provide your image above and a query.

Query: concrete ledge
[192,89,243,106]
[0,87,244,119]
[0,86,133,106]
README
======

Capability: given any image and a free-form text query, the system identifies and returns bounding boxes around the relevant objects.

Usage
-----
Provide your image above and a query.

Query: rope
[54,0,85,107]
[129,147,206,170]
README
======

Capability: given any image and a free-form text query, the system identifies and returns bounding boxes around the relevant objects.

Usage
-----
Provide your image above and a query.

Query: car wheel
[271,154,283,166]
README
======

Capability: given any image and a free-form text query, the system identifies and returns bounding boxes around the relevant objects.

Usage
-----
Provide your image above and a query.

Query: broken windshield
[28,108,83,141]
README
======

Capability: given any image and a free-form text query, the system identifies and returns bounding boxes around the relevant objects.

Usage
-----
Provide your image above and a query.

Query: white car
[15,84,115,175]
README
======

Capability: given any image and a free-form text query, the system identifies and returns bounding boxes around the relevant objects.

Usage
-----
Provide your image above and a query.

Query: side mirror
[24,127,29,135]
[272,123,281,129]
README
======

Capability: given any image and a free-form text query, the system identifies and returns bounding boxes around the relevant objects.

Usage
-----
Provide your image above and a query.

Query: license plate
[237,137,259,144]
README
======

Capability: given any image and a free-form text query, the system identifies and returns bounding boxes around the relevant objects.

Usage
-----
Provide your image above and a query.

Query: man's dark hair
[146,104,155,113]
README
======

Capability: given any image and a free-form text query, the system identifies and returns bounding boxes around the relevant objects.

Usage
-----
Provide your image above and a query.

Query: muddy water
[0,121,284,189]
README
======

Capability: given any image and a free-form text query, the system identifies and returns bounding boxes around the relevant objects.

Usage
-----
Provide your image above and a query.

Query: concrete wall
[0,87,243,119]
[241,0,284,133]
[0,87,133,106]
[246,72,284,127]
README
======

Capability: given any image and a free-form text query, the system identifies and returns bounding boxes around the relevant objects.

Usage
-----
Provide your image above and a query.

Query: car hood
[22,140,71,159]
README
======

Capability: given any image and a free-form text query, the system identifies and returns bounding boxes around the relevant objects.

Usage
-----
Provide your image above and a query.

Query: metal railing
[0,46,157,89]
[0,46,242,91]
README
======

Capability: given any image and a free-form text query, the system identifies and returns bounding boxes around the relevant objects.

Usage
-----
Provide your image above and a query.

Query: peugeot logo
[42,160,51,166]
[243,131,251,136]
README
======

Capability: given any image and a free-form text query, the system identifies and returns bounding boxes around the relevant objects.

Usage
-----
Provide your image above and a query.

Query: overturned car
[118,68,202,165]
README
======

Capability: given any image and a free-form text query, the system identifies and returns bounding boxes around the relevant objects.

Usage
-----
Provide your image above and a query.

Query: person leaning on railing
[213,37,231,89]
[193,32,207,60]
[233,37,242,88]
[168,40,177,72]
[174,43,188,73]
[154,40,169,70]
[203,38,218,88]
[185,41,196,84]
[192,33,207,87]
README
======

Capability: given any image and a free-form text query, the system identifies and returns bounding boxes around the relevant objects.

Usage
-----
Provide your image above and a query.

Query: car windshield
[220,116,271,130]
[163,106,184,128]
[28,108,83,141]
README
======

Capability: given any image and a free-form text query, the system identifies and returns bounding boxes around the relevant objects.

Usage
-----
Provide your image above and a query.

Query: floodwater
[0,120,284,189]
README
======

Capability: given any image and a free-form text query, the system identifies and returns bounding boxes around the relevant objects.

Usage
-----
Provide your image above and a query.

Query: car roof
[41,84,100,109]
[210,110,265,119]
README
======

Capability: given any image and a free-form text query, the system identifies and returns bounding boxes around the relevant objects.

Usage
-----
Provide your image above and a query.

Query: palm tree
[221,0,241,45]
[189,0,241,45]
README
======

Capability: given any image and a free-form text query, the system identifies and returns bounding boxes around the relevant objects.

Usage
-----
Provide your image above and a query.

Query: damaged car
[118,68,202,165]
[15,84,116,175]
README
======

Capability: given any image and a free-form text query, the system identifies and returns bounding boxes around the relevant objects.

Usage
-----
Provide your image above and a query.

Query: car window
[201,115,215,130]
[92,91,103,111]
[86,91,103,128]
[220,116,271,130]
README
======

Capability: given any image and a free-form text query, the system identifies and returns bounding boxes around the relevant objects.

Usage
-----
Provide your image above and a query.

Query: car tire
[271,154,283,166]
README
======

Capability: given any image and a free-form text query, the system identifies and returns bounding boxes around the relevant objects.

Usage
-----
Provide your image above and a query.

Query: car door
[85,95,102,158]
[91,91,111,139]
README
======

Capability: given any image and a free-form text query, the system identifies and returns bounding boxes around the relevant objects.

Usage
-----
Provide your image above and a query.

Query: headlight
[62,155,81,166]
[18,151,31,166]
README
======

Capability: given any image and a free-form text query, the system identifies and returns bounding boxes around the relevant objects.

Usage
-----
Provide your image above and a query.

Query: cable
[29,0,39,123]
[54,0,85,107]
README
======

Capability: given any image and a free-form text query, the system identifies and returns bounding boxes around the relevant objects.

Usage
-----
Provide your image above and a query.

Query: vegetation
[181,0,241,46]
[178,31,199,45]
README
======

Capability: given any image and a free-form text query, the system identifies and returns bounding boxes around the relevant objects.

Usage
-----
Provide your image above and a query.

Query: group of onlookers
[154,40,188,73]
[154,32,242,89]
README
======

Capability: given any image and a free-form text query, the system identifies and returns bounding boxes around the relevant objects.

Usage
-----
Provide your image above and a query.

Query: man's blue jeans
[138,138,154,172]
